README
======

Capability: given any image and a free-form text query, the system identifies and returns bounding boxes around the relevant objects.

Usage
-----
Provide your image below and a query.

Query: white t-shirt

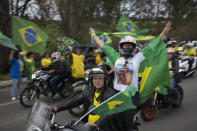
[114,52,145,92]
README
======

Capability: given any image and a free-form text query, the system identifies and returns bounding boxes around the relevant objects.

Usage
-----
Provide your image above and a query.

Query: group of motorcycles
[21,41,197,131]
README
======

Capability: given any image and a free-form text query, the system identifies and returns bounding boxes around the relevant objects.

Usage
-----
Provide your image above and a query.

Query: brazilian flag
[64,37,76,47]
[98,32,112,46]
[11,16,48,55]
[116,15,149,34]
[0,32,17,50]
[57,43,67,52]
[91,87,137,116]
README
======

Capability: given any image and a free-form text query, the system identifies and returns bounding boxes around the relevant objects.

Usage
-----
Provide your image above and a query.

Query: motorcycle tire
[140,106,157,121]
[68,90,86,117]
[172,85,184,107]
[19,87,40,108]
[180,72,186,79]
[59,84,74,98]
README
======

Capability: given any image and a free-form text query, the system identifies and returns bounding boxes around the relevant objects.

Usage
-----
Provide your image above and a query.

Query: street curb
[0,78,27,89]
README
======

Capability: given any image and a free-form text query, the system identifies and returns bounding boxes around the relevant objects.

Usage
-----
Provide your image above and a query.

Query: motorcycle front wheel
[140,106,157,121]
[19,87,40,108]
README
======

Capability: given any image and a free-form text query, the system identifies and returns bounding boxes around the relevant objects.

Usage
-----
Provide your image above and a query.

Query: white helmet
[51,52,61,62]
[119,35,137,57]
[119,35,137,45]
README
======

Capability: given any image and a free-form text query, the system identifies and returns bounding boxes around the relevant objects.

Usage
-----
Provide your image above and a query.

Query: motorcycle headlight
[32,73,36,79]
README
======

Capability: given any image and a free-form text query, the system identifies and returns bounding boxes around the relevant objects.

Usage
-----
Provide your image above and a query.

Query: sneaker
[11,97,16,101]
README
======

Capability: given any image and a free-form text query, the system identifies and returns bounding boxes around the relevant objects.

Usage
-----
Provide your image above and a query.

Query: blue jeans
[170,77,180,97]
[11,75,22,97]
[49,75,60,96]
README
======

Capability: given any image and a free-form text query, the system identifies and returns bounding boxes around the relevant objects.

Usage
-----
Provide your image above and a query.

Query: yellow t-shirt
[184,49,196,57]
[168,61,173,76]
[88,92,101,124]
[41,58,51,68]
[78,54,85,62]
[174,46,179,52]
[96,54,102,64]
[18,59,24,72]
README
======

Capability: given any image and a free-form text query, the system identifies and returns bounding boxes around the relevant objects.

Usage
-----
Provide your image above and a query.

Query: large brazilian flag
[11,16,48,55]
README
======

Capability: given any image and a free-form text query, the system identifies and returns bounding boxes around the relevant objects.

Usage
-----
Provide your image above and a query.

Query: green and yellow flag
[64,37,76,47]
[11,16,48,55]
[95,30,154,41]
[116,15,139,32]
[91,87,137,116]
[138,36,171,104]
[0,33,17,50]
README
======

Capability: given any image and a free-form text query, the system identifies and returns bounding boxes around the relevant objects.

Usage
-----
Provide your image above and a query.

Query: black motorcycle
[140,84,184,121]
[19,70,73,108]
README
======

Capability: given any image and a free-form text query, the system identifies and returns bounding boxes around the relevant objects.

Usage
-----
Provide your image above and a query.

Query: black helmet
[88,67,108,86]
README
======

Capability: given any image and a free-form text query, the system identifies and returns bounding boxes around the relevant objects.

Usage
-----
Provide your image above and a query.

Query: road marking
[0,100,19,107]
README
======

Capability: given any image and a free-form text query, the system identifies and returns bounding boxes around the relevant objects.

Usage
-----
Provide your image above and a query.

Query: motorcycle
[179,55,197,79]
[140,84,184,121]
[26,101,141,131]
[19,70,74,108]
[68,68,90,117]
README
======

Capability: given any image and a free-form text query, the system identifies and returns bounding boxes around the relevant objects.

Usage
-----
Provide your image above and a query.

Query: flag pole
[74,91,122,125]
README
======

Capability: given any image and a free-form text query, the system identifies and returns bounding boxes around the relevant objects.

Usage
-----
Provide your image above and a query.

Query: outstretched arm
[160,21,172,40]
[89,28,104,48]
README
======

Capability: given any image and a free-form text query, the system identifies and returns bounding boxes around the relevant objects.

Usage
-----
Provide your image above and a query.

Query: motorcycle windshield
[26,100,51,131]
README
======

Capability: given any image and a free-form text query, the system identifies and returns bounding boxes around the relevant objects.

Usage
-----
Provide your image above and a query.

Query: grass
[0,74,10,81]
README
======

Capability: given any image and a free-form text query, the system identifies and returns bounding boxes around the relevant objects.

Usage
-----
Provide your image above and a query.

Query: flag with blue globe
[11,16,48,55]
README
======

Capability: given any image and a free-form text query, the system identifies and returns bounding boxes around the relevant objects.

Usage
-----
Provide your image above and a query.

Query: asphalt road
[0,74,197,131]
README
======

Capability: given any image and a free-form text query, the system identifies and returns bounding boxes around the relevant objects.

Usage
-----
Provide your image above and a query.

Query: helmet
[88,67,107,86]
[166,40,177,47]
[119,36,137,57]
[51,52,61,62]
[185,42,193,48]
[167,48,174,53]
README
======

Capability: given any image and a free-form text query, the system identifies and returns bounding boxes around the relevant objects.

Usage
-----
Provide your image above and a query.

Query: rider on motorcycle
[45,52,71,97]
[183,43,196,71]
[167,48,181,98]
[52,67,122,131]
[90,21,171,131]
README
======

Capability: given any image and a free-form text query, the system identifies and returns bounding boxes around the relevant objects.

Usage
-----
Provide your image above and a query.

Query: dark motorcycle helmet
[88,66,108,87]
[119,35,137,57]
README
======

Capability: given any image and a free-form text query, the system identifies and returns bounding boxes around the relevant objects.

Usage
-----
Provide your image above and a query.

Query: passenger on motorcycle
[167,48,181,98]
[183,43,196,71]
[90,21,171,131]
[45,52,71,97]
[52,67,121,131]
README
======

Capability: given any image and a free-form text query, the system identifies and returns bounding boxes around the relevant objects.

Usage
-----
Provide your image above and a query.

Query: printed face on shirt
[116,62,134,85]
[92,75,104,89]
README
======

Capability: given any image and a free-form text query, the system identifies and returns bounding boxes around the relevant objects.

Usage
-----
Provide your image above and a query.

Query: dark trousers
[188,59,194,70]
[49,75,60,95]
